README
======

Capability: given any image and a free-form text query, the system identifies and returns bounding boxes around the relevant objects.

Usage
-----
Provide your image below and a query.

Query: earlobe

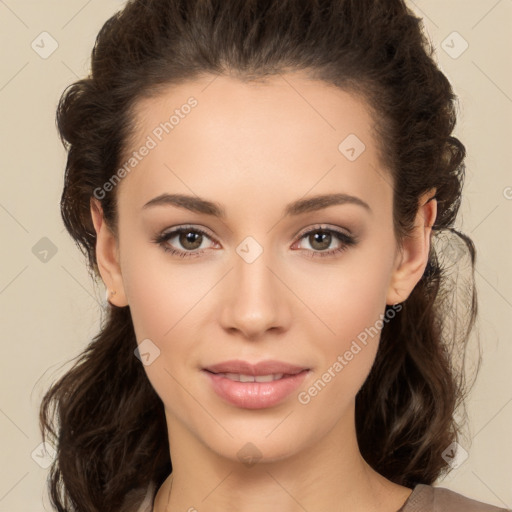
[386,189,437,305]
[90,198,128,307]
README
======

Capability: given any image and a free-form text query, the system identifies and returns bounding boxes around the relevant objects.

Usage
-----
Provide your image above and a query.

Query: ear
[386,188,437,305]
[90,198,128,307]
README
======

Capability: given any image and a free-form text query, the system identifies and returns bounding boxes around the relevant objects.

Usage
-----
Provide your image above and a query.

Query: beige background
[0,0,511,510]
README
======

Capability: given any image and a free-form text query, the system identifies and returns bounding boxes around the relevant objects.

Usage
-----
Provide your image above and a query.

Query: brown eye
[153,226,217,257]
[308,231,332,251]
[179,231,203,250]
[294,226,358,259]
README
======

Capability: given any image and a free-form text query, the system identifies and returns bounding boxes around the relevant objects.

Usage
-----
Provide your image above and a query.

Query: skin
[91,72,437,512]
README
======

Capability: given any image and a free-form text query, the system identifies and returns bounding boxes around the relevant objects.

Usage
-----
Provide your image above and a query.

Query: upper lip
[203,359,309,376]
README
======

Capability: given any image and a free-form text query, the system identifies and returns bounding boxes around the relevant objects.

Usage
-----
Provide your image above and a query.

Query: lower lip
[203,370,309,409]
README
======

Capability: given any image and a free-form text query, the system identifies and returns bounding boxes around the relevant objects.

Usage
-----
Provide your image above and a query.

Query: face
[93,72,434,465]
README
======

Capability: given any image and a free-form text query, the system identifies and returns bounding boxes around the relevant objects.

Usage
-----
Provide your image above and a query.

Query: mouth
[202,360,310,409]
[204,371,299,383]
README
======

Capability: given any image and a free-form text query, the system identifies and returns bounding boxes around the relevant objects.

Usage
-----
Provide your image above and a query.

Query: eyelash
[152,224,358,259]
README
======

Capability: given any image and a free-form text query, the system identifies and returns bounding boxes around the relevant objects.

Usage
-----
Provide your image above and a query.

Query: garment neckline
[397,483,426,511]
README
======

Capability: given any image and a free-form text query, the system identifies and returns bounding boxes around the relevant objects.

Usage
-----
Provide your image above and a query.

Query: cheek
[123,254,205,416]
[121,244,217,398]
[292,249,393,346]
[292,251,394,405]
[120,234,208,340]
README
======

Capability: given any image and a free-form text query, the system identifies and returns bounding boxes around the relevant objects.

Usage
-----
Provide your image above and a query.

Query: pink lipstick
[202,359,310,409]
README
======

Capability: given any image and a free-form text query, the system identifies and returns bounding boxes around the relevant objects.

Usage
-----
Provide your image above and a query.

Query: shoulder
[400,484,511,512]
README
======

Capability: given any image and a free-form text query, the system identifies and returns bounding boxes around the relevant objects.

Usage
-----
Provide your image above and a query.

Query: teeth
[221,373,285,382]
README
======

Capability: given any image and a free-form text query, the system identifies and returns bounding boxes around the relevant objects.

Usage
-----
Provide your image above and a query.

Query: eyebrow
[142,192,371,217]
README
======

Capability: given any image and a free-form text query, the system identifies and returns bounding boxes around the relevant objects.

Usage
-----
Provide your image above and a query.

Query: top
[129,481,511,512]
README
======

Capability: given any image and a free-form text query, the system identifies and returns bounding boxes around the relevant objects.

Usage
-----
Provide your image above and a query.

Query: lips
[202,359,310,409]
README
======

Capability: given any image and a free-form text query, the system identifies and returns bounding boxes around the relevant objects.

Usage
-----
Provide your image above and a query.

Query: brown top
[130,481,511,512]
[396,484,510,512]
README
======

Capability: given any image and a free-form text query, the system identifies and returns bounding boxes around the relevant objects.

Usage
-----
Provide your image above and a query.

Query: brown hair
[40,0,479,510]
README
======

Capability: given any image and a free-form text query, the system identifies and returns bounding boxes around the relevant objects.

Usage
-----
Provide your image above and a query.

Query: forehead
[117,73,390,212]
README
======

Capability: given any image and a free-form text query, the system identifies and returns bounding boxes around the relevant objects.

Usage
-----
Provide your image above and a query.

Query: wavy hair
[40,0,479,510]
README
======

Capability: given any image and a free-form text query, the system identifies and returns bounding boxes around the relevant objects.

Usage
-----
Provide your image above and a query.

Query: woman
[39,0,510,511]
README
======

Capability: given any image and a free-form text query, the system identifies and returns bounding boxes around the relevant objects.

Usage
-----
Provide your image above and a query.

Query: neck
[153,402,412,512]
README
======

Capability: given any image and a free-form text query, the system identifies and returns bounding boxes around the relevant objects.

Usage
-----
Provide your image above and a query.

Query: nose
[219,246,292,340]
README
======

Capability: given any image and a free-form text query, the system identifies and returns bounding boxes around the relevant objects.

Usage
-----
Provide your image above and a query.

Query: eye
[152,224,358,259]
[292,225,358,258]
[152,226,218,258]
